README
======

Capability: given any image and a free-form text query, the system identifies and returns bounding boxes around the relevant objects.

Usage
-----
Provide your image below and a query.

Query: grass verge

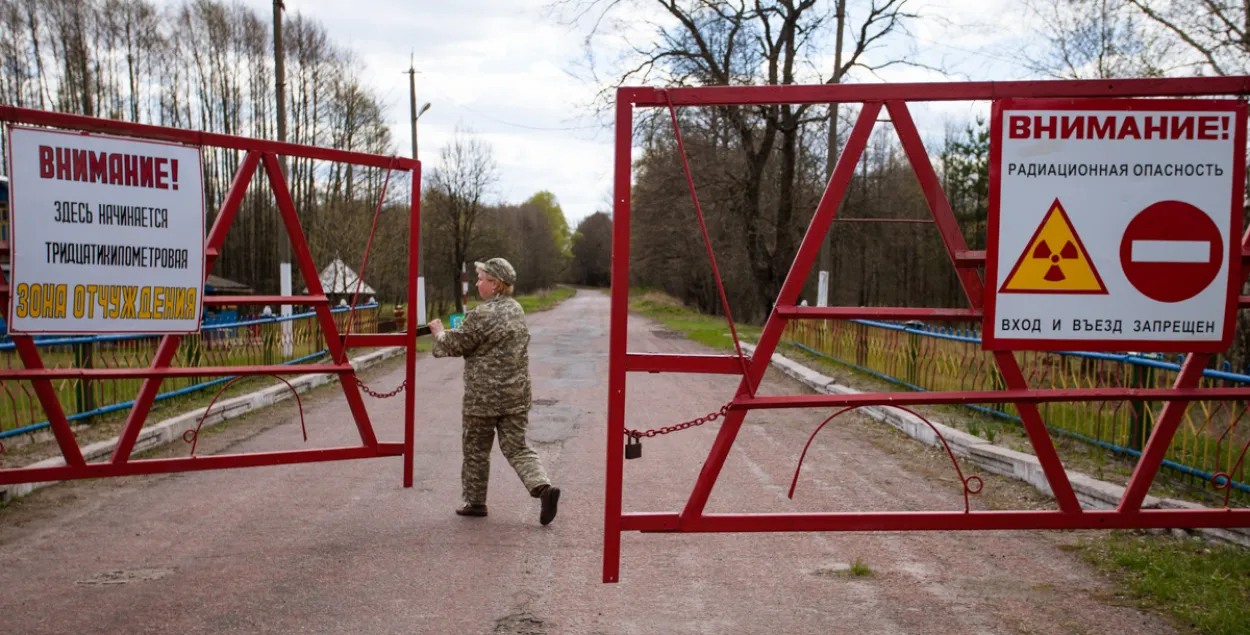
[517,286,577,313]
[629,290,761,350]
[1072,531,1250,635]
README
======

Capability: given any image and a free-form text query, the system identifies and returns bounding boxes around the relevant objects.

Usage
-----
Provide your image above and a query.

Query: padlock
[625,435,642,459]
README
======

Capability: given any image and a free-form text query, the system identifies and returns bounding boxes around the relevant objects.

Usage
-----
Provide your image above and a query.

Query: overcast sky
[229,0,1039,227]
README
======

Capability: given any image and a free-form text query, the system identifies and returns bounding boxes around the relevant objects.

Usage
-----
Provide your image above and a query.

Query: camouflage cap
[475,257,517,286]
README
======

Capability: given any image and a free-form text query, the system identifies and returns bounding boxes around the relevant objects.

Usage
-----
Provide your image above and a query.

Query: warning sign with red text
[4,126,205,334]
[984,99,1246,352]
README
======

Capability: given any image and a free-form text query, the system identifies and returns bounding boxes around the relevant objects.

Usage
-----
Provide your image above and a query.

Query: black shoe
[456,503,488,517]
[539,486,560,526]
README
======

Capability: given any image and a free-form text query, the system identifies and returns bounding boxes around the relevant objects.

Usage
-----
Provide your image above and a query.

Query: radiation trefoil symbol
[1000,198,1108,295]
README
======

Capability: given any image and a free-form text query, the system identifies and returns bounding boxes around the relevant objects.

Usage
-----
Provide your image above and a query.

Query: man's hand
[429,319,444,336]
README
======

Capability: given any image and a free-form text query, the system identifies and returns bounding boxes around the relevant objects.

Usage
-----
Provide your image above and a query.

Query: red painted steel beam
[621,510,1250,533]
[734,387,1250,410]
[621,513,681,532]
[604,92,634,584]
[263,153,379,449]
[835,218,933,223]
[954,251,986,268]
[777,306,982,321]
[204,295,328,306]
[625,353,748,375]
[403,163,421,489]
[0,364,352,380]
[0,106,418,170]
[0,444,406,486]
[344,333,406,348]
[626,77,1250,107]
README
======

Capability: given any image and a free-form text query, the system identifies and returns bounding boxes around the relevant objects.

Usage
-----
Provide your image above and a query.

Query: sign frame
[4,124,207,335]
[983,97,1246,353]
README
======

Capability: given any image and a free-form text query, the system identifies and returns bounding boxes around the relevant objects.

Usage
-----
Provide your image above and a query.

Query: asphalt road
[0,290,1177,634]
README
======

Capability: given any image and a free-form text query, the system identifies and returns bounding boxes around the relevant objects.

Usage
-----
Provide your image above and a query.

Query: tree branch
[1127,0,1228,75]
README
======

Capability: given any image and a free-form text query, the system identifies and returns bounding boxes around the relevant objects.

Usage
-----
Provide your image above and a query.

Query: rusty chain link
[356,377,407,399]
[625,402,732,439]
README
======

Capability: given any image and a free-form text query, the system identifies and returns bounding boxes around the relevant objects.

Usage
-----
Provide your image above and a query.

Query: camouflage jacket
[431,295,532,416]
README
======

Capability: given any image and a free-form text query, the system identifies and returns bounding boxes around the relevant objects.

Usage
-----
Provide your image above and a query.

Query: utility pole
[274,0,293,355]
[817,0,847,308]
[406,55,430,326]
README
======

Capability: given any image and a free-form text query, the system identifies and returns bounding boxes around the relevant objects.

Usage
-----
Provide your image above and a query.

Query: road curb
[0,346,405,503]
[745,342,1250,548]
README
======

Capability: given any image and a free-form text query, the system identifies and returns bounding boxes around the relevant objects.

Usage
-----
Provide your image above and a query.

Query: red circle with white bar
[1119,200,1223,303]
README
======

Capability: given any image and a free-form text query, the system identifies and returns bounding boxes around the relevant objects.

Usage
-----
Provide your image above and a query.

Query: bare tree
[1021,0,1171,78]
[1125,0,1250,75]
[560,0,845,319]
[426,127,499,313]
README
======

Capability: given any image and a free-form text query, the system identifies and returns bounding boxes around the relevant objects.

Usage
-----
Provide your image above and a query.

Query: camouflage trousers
[461,413,550,505]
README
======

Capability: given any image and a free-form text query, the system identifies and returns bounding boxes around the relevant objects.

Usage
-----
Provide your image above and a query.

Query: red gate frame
[605,77,1250,583]
[0,106,420,489]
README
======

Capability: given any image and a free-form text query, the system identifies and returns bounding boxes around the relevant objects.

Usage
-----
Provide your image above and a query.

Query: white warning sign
[5,126,205,334]
[984,99,1245,353]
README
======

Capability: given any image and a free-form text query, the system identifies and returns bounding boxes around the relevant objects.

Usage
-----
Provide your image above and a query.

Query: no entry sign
[984,99,1245,353]
[1119,200,1223,303]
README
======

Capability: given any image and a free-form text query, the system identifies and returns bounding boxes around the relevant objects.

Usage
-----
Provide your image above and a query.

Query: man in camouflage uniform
[428,257,560,526]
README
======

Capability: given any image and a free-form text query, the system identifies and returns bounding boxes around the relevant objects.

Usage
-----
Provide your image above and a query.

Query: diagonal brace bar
[889,101,1081,513]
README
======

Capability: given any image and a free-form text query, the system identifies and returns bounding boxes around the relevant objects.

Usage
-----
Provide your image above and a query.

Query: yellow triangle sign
[1000,198,1108,294]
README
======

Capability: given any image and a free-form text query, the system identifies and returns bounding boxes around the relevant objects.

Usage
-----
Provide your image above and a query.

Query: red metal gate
[604,77,1250,583]
[0,106,420,488]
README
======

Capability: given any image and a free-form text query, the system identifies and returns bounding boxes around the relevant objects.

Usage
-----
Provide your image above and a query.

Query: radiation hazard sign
[983,98,1246,353]
[999,199,1107,294]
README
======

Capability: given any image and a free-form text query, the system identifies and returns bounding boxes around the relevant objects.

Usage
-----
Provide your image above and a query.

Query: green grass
[516,286,577,313]
[844,558,874,578]
[628,290,761,351]
[1076,531,1250,635]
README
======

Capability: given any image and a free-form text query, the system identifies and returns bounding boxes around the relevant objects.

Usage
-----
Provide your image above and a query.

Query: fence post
[1128,360,1153,451]
[855,322,868,367]
[906,327,919,386]
[263,317,277,366]
[73,338,95,419]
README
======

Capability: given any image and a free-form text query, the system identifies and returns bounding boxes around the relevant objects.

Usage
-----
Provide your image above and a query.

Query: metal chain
[625,402,732,439]
[356,377,407,399]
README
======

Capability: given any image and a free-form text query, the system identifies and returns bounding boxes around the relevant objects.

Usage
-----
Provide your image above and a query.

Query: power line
[427,86,603,132]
